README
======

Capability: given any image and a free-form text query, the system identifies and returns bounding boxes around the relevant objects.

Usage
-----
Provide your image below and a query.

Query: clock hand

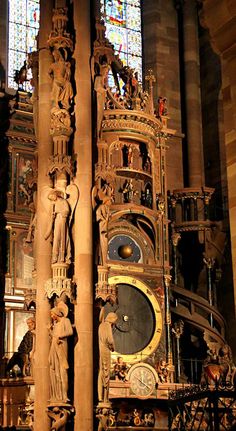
[136,377,151,390]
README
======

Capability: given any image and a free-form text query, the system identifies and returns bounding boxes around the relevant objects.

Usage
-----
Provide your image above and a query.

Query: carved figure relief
[49,49,73,110]
[50,107,72,138]
[48,302,73,403]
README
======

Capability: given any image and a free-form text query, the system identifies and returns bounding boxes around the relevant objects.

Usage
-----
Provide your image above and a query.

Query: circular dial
[128,363,158,398]
[105,276,163,363]
[108,235,142,262]
[106,283,155,354]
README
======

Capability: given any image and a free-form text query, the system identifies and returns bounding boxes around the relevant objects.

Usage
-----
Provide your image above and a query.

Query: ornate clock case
[92,32,173,423]
[94,119,171,395]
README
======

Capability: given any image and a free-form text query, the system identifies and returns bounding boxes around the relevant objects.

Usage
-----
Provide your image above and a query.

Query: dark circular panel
[104,283,155,355]
[108,235,141,262]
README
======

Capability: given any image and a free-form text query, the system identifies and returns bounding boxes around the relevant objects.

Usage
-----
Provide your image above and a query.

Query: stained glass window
[101,0,142,81]
[8,0,40,90]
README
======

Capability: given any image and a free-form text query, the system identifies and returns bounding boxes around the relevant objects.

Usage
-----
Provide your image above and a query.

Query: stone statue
[96,203,110,266]
[98,312,118,404]
[43,184,79,264]
[48,301,73,403]
[94,60,109,139]
[45,190,71,264]
[6,317,36,377]
[49,48,73,110]
[92,181,114,266]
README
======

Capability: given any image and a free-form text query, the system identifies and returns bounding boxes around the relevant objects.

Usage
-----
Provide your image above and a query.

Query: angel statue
[48,301,73,403]
[43,184,79,264]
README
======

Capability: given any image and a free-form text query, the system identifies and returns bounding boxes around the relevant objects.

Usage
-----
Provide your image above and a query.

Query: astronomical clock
[92,20,175,429]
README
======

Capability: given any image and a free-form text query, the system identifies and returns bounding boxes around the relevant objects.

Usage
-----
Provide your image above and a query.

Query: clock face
[128,363,158,398]
[105,276,163,363]
[106,283,155,354]
[108,235,142,263]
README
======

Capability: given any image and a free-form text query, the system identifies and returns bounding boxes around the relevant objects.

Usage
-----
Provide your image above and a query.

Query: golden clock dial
[128,363,158,398]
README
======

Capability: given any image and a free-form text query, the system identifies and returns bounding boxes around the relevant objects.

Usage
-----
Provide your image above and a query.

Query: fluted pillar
[34,0,53,430]
[73,0,93,429]
[183,0,204,187]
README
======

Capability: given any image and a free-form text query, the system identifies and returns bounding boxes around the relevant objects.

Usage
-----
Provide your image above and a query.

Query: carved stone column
[35,3,77,429]
[182,0,205,187]
[73,0,93,429]
[34,1,53,430]
[200,0,236,316]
